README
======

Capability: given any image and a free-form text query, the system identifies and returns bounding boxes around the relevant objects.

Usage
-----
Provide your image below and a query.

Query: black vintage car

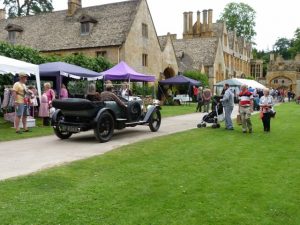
[51,97,161,142]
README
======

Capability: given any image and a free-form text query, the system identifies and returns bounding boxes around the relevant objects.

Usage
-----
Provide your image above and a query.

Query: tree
[289,27,300,58]
[273,37,291,59]
[183,70,209,87]
[3,0,54,18]
[219,2,256,42]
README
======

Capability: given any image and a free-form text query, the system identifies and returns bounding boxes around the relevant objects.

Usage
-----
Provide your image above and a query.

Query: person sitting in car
[86,83,101,101]
[100,81,127,109]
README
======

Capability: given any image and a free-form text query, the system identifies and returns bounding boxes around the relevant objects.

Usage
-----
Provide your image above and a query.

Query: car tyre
[149,109,161,132]
[94,111,114,142]
[53,113,72,139]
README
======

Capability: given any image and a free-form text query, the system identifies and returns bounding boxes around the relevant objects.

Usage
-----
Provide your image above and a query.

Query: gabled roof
[157,35,168,51]
[227,31,235,50]
[173,37,218,72]
[237,37,245,54]
[212,22,224,38]
[0,0,140,51]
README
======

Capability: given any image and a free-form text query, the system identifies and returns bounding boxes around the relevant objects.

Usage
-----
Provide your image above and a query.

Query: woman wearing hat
[12,72,30,133]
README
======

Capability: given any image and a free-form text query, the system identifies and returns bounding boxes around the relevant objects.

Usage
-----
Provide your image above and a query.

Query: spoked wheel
[94,112,114,142]
[53,113,72,140]
[149,110,161,132]
[54,126,73,139]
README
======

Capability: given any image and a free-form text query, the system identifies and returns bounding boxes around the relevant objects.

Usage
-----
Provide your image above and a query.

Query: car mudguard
[142,105,161,123]
[94,108,116,127]
[51,109,62,126]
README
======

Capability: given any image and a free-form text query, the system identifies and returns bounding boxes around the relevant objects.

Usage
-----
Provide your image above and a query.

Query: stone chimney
[208,9,213,32]
[0,8,5,20]
[67,0,82,16]
[183,12,188,34]
[270,53,274,61]
[202,10,207,32]
[196,11,201,35]
[188,11,193,34]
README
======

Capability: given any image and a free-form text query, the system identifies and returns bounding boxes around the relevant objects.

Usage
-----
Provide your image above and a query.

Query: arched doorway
[270,76,294,91]
[163,67,175,79]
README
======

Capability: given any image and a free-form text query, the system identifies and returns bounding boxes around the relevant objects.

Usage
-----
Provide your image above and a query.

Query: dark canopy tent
[159,75,200,86]
[39,62,102,95]
[100,61,155,82]
[158,75,201,101]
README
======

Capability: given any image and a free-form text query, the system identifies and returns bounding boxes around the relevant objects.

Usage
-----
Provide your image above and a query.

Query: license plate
[60,125,79,132]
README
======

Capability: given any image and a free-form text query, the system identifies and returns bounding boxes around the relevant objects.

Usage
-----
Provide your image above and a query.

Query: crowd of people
[221,84,282,133]
[193,82,297,133]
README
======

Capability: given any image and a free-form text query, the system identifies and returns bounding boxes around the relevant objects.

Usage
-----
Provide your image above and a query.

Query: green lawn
[161,102,197,117]
[0,103,299,225]
[0,117,53,142]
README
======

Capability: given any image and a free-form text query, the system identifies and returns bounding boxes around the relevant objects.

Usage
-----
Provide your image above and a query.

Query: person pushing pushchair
[197,95,223,128]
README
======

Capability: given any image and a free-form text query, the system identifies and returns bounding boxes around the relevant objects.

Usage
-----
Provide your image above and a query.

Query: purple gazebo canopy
[101,61,155,82]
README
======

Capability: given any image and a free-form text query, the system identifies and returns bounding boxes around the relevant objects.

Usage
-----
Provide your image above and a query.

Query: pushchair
[197,95,224,128]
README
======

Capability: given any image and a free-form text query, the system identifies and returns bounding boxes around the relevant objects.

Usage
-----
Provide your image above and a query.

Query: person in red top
[193,85,199,101]
[238,84,254,133]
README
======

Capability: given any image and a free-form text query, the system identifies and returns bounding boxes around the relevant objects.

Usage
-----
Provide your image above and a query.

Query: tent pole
[128,77,131,101]
[35,71,42,102]
[158,84,167,102]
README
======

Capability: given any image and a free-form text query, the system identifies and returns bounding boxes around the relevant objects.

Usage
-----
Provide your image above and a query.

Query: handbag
[269,109,276,118]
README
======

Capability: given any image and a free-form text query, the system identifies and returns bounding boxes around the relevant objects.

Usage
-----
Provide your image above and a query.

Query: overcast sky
[2,0,300,50]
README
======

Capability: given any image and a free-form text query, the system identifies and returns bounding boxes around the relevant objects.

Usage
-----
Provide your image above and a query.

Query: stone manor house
[0,0,254,88]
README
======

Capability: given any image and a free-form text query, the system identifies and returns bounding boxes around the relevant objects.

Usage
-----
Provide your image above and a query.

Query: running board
[125,121,147,126]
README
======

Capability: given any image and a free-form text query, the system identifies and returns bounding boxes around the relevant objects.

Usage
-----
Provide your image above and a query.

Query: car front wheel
[149,109,161,132]
[94,111,114,142]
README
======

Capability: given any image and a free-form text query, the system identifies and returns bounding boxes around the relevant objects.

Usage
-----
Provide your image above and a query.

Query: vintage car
[51,97,161,142]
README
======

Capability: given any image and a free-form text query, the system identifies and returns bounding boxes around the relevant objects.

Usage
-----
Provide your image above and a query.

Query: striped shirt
[239,90,253,106]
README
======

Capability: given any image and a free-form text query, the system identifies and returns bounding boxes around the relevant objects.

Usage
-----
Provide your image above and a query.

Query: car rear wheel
[94,111,114,142]
[149,109,161,132]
